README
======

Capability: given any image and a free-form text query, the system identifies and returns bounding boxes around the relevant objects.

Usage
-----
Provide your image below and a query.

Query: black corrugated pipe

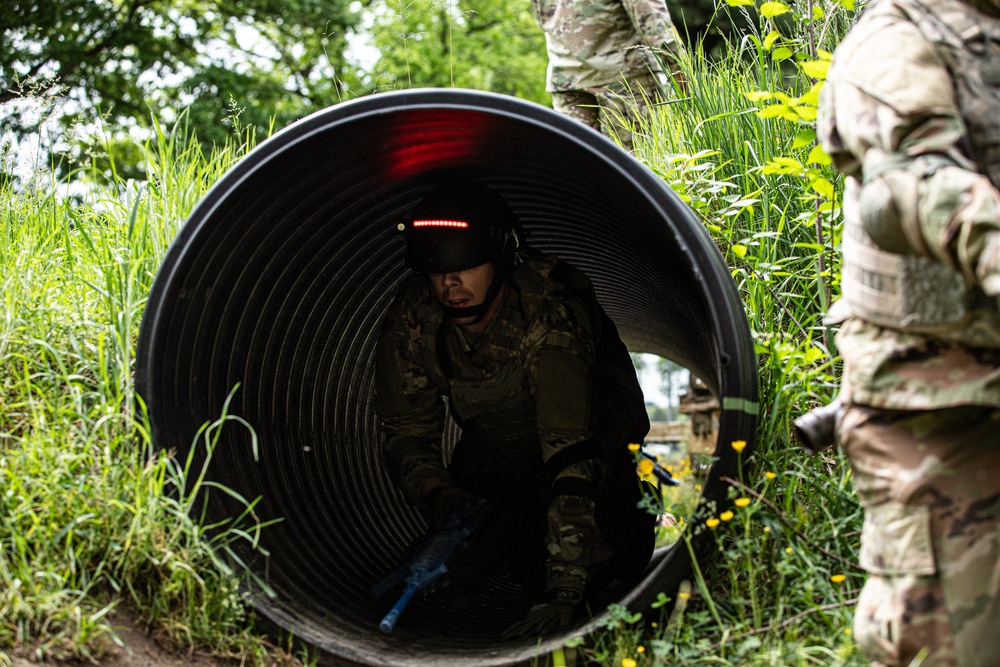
[135,89,759,667]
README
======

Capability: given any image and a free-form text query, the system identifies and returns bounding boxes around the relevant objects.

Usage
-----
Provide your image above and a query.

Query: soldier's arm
[620,0,683,59]
[374,307,450,507]
[523,294,608,596]
[819,12,1000,294]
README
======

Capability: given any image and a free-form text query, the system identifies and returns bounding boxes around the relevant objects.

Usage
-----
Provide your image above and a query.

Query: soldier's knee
[552,91,601,131]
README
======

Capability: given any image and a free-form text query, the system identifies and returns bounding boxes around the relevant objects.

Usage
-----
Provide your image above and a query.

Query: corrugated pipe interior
[135,89,759,667]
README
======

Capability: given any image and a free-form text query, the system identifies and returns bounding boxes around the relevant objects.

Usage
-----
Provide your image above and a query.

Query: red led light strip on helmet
[412,219,469,228]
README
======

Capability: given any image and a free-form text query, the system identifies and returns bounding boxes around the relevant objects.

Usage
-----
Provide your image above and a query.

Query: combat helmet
[402,182,521,274]
[401,182,522,321]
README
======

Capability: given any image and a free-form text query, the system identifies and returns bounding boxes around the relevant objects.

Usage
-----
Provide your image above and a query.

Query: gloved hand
[425,484,478,527]
[500,589,582,640]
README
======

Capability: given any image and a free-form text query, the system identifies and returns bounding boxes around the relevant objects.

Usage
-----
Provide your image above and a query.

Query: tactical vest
[840,0,1000,347]
[410,256,647,464]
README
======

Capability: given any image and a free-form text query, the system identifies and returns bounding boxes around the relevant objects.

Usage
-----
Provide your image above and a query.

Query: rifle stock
[374,499,492,633]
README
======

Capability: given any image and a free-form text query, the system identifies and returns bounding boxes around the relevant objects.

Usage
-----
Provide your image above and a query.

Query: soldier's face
[429,262,496,323]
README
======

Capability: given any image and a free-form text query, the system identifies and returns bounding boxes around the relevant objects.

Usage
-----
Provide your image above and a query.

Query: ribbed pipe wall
[135,89,759,667]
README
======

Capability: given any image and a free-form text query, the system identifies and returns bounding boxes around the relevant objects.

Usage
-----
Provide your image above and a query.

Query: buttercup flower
[706,518,720,528]
[622,659,637,667]
[785,547,793,554]
[628,443,642,452]
[831,573,846,583]
[765,471,777,479]
[731,440,747,453]
[720,510,734,521]
[637,646,646,654]
[639,459,655,476]
[678,591,691,599]
[734,497,751,508]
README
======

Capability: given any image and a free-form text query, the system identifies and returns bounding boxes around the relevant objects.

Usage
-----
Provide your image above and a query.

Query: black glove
[500,589,582,640]
[426,484,478,527]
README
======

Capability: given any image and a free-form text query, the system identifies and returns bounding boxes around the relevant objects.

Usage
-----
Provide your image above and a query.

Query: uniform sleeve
[818,10,1000,293]
[522,286,611,594]
[374,299,450,506]
[621,0,683,58]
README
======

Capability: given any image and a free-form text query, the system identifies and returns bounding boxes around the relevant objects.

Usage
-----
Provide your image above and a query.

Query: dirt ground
[8,607,237,667]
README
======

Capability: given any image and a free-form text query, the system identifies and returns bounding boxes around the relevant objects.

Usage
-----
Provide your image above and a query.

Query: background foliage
[2,0,870,664]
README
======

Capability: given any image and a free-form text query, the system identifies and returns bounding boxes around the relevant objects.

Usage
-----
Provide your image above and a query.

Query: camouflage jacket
[818,0,1000,409]
[530,0,682,91]
[374,254,649,591]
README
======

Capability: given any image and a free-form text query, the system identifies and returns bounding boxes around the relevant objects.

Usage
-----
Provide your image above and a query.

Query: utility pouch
[859,502,936,577]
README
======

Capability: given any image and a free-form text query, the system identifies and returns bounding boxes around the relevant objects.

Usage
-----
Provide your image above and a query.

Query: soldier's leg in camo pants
[551,90,601,132]
[839,404,1000,667]
[596,72,664,153]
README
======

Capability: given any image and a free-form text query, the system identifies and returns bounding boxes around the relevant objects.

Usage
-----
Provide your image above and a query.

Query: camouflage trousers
[551,71,664,152]
[839,404,1000,667]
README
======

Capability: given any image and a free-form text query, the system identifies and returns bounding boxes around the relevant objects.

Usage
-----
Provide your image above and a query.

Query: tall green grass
[0,124,303,665]
[570,4,867,665]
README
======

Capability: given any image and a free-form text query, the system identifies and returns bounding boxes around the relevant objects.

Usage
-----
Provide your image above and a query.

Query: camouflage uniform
[819,0,1000,663]
[530,0,683,150]
[375,254,653,600]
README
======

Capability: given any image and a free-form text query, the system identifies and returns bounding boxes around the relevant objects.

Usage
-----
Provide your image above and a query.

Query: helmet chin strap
[442,273,505,324]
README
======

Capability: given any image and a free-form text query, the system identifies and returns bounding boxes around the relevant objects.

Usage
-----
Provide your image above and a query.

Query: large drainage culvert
[135,89,759,667]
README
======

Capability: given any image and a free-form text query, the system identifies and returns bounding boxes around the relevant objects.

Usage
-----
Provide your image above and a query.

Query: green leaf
[758,103,792,118]
[794,105,818,122]
[760,1,792,17]
[763,30,783,51]
[731,244,749,258]
[842,0,856,9]
[809,176,835,197]
[792,129,816,149]
[800,60,830,80]
[744,90,776,102]
[726,0,756,5]
[772,47,794,61]
[807,144,833,165]
[804,346,827,364]
[812,5,825,18]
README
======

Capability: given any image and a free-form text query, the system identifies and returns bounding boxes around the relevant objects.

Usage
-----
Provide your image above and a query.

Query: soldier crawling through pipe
[373,182,658,638]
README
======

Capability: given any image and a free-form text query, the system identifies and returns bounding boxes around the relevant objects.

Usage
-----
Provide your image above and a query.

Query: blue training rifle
[372,499,493,633]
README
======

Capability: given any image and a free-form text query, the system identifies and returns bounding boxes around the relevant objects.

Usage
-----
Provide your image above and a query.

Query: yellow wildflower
[831,574,846,584]
[622,659,637,667]
[706,518,720,529]
[637,646,646,654]
[639,459,655,476]
[734,497,751,508]
[844,628,852,635]
[731,440,747,453]
[720,510,734,521]
[763,526,771,533]
[678,591,691,599]
[785,547,793,554]
[765,471,777,479]
[628,443,642,452]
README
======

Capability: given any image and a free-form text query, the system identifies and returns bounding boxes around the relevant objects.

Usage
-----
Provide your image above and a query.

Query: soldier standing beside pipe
[531,0,685,151]
[817,0,1000,663]
[374,182,655,637]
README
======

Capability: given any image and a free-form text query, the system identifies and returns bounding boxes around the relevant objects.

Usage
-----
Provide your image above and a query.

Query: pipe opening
[136,90,758,667]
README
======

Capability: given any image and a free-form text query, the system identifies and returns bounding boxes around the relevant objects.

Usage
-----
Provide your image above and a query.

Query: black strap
[544,440,603,478]
[435,318,455,379]
[551,476,600,500]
